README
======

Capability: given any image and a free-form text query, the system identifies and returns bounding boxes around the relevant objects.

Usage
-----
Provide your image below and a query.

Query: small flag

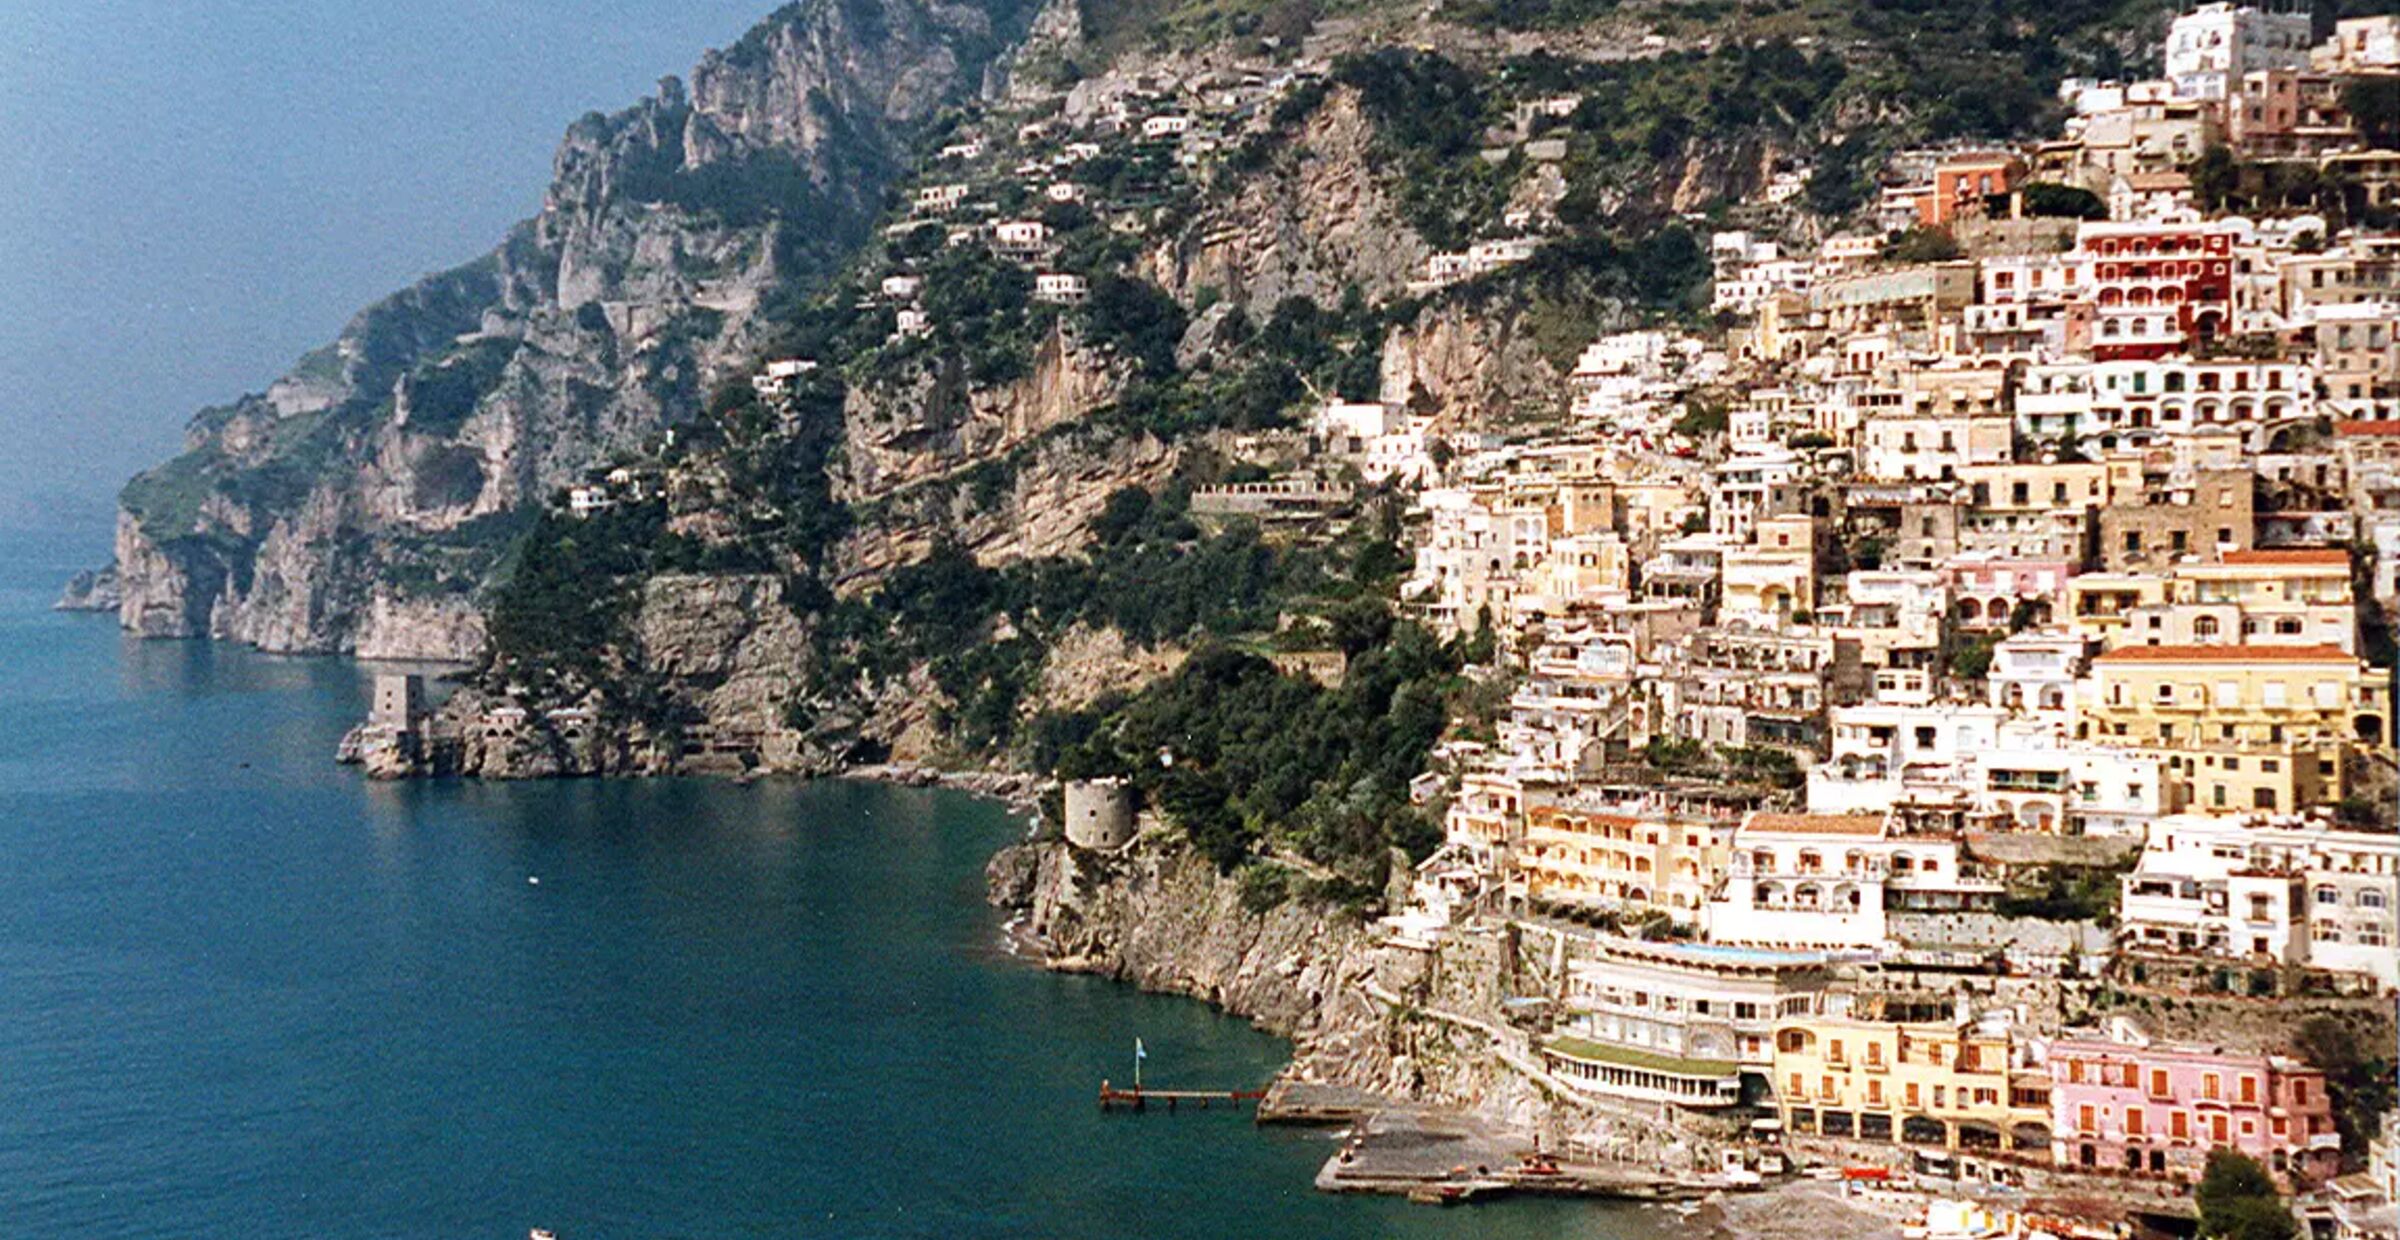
[1134,1037,1147,1061]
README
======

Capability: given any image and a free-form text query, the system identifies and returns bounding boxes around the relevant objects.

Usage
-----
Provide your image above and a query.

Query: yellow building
[1517,804,1729,923]
[2068,573,2174,647]
[1772,1017,2052,1152]
[2077,645,2390,813]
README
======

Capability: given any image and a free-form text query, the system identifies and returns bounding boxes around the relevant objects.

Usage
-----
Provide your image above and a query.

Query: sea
[0,526,1677,1238]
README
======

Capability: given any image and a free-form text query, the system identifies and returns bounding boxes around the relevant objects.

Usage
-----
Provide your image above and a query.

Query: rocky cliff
[987,836,1565,1121]
[100,0,1044,659]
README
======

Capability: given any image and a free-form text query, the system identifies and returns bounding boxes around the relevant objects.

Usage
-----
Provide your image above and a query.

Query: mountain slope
[103,0,1043,658]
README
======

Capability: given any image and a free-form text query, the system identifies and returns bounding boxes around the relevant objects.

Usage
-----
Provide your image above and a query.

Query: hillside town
[332,4,2400,1233]
[1259,7,2400,1236]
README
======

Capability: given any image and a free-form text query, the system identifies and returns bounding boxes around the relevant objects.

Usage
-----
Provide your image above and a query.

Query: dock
[1097,1082,1267,1112]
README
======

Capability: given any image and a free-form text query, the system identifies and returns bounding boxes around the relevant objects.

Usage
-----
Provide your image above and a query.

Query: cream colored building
[1516,803,1730,923]
[2077,644,2390,814]
[1773,1014,2052,1152]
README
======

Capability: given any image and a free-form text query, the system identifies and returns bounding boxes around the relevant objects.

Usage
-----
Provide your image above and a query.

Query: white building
[914,183,970,213]
[2120,814,2398,990]
[2165,3,2312,100]
[1034,272,1089,304]
[1543,936,1848,1110]
[992,219,1053,256]
[1705,813,1999,949]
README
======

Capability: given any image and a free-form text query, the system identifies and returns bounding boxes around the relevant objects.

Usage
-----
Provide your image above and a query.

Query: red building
[2077,221,2237,361]
[1925,153,2025,227]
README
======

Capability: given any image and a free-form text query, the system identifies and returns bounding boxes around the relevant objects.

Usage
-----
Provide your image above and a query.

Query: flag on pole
[1134,1037,1147,1089]
[1134,1038,1147,1062]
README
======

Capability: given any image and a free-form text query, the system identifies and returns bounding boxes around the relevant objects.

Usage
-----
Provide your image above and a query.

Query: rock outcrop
[990,836,1548,1118]
[54,564,120,613]
[1142,88,1429,313]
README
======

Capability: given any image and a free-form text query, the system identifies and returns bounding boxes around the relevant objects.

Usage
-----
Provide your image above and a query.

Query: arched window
[2194,616,2220,638]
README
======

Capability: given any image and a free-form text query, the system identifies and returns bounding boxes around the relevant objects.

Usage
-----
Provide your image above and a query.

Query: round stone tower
[1062,777,1136,851]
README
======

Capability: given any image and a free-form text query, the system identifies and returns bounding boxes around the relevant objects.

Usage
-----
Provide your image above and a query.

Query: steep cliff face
[103,0,1044,659]
[1141,89,1428,313]
[988,838,1554,1118]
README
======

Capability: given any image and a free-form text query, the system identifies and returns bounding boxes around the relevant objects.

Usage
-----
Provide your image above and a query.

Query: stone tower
[1062,778,1136,851]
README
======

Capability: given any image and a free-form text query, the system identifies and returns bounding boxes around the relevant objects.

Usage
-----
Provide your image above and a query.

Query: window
[2150,1068,2171,1098]
[2127,1107,2146,1136]
[2239,1075,2258,1104]
[2203,1073,2221,1101]
[2294,1079,2311,1106]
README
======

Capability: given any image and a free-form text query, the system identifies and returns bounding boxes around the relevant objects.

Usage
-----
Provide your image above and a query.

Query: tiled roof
[2334,420,2400,437]
[1742,812,1889,837]
[2094,643,2353,663]
[2217,549,2349,567]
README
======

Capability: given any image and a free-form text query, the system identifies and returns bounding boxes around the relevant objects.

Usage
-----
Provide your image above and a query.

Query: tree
[2294,1014,2398,1165]
[2197,1150,2294,1240]
[1082,273,1187,379]
[2018,181,2105,220]
[1949,633,2000,681]
[1882,226,1964,264]
[2344,76,2400,150]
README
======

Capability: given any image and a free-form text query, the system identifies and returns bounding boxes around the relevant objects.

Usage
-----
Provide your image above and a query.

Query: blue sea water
[0,527,1670,1239]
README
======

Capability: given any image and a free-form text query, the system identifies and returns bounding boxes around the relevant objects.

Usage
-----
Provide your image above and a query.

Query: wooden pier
[1097,1081,1267,1113]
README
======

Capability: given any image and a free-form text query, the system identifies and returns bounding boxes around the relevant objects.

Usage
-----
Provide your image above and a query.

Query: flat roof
[1544,1036,1740,1080]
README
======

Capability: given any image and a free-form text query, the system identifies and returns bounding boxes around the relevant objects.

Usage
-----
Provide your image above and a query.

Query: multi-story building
[2047,1030,2340,1188]
[2120,814,2399,989]
[2164,2,2313,100]
[1542,936,1845,1110]
[2132,549,2358,653]
[1516,803,1729,922]
[2078,221,2238,360]
[1705,812,2001,948]
[2077,643,2388,813]
[1773,1012,2052,1153]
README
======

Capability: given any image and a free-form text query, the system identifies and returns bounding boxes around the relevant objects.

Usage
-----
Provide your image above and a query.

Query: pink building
[2047,1034,2340,1188]
[1945,559,2076,631]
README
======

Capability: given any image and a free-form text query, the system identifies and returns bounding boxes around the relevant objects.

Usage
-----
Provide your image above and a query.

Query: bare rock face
[629,573,813,736]
[1378,298,1575,430]
[54,565,121,613]
[98,0,1043,661]
[838,328,1127,505]
[991,838,1540,1114]
[1142,89,1428,312]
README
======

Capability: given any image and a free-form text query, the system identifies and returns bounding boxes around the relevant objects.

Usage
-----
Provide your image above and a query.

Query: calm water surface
[0,528,1672,1238]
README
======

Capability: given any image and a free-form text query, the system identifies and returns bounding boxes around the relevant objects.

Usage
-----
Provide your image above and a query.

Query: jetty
[1097,1081,1267,1112]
